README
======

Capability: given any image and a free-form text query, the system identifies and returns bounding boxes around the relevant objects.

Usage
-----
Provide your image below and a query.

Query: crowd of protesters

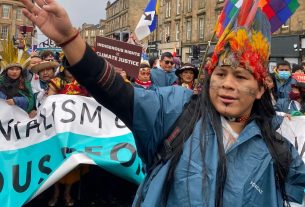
[1,0,305,206]
[1,40,305,207]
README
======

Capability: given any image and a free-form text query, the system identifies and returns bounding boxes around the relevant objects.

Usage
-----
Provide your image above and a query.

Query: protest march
[1,0,305,206]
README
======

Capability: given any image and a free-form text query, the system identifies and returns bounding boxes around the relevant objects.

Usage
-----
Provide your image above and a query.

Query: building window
[2,5,11,19]
[165,1,171,18]
[16,7,23,20]
[160,30,163,43]
[215,10,222,24]
[85,30,89,37]
[1,25,9,39]
[199,0,205,8]
[91,30,95,36]
[199,17,204,39]
[186,20,192,41]
[165,24,170,42]
[187,0,192,12]
[175,22,180,41]
[176,0,181,15]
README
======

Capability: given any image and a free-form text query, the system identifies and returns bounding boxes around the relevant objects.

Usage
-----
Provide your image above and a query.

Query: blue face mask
[278,71,291,80]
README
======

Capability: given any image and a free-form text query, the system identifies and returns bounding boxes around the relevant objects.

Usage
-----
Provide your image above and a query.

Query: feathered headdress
[208,0,271,84]
[0,36,30,71]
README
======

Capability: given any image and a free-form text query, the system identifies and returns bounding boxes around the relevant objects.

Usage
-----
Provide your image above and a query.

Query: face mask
[289,91,301,101]
[278,71,291,80]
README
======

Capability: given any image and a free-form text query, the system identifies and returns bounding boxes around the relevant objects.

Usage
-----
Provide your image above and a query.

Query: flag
[134,0,159,41]
[259,0,300,33]
[215,0,300,37]
[215,0,243,38]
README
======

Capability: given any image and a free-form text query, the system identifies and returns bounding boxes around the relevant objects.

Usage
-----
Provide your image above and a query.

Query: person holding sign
[20,0,305,206]
[0,39,34,113]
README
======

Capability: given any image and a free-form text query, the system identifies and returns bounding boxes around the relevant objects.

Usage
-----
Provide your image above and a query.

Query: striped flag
[134,0,159,41]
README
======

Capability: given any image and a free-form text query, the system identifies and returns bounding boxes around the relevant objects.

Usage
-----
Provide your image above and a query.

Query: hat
[208,5,271,84]
[31,60,59,74]
[0,38,30,71]
[175,63,199,79]
[140,61,150,70]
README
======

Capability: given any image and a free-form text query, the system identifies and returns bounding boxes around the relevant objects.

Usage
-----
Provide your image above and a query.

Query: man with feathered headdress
[21,0,305,206]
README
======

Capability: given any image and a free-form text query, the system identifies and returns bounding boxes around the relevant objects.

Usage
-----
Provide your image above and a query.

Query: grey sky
[37,0,110,45]
[57,0,108,27]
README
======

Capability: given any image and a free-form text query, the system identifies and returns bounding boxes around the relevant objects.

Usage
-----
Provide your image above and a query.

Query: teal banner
[0,95,144,206]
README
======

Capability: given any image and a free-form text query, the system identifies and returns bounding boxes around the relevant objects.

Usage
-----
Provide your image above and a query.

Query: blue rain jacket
[132,86,305,207]
[275,77,296,99]
[150,68,177,87]
[275,98,300,114]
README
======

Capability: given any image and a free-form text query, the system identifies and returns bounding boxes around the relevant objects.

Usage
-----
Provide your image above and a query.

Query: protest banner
[278,116,305,207]
[0,95,144,206]
[278,116,305,161]
[95,36,142,78]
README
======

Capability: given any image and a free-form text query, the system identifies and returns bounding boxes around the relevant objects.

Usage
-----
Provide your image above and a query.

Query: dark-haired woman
[174,63,199,90]
[275,79,305,116]
[0,64,34,113]
[21,1,305,206]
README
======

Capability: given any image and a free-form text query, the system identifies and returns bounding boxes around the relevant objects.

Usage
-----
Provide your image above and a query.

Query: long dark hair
[0,68,30,97]
[162,74,291,206]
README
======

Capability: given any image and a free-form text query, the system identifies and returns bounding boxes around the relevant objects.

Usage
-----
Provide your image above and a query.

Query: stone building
[154,0,305,65]
[104,0,147,41]
[80,20,107,48]
[0,0,34,47]
[102,0,305,64]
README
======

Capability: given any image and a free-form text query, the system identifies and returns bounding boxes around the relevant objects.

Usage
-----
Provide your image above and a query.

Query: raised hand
[21,0,75,44]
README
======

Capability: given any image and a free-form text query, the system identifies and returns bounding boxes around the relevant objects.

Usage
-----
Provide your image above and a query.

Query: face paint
[209,66,265,119]
[210,82,258,98]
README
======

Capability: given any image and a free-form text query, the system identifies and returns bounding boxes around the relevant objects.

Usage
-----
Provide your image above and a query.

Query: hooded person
[0,38,34,113]
[21,0,305,207]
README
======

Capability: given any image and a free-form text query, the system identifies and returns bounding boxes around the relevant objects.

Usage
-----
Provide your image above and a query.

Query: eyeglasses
[140,71,150,76]
[164,60,174,65]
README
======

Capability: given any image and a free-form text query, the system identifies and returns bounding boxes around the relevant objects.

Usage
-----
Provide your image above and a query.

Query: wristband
[56,29,80,48]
